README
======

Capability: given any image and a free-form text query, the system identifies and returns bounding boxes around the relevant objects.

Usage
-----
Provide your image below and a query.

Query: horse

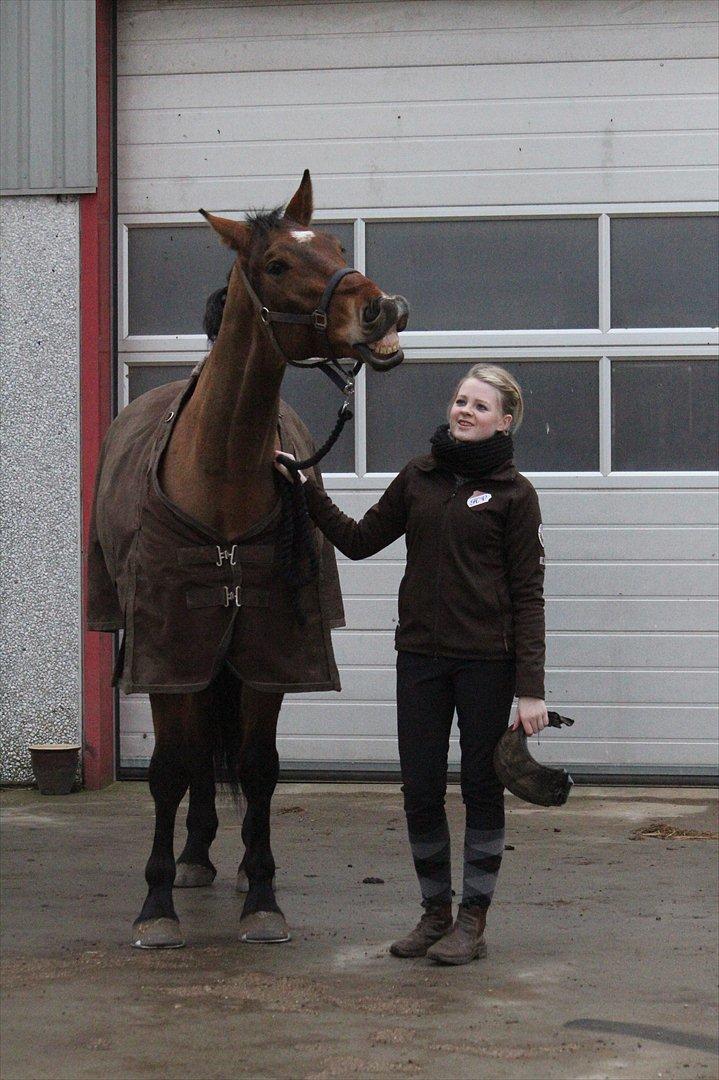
[86,170,409,948]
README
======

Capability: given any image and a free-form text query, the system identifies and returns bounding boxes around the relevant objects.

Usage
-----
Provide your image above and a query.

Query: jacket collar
[414,452,518,482]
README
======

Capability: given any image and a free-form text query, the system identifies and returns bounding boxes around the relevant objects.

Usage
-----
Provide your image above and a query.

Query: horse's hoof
[238,911,291,943]
[175,863,216,888]
[131,918,185,950]
[236,869,276,894]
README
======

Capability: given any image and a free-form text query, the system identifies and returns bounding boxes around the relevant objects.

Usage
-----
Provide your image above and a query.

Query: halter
[236,263,363,397]
[233,261,373,470]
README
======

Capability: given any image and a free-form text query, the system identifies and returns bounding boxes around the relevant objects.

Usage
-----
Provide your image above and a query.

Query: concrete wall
[0,195,82,783]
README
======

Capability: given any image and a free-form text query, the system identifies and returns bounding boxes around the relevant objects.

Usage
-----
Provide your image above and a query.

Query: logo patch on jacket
[467,491,492,508]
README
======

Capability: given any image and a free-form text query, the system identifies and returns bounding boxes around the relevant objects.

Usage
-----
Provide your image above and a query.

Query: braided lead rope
[292,401,354,471]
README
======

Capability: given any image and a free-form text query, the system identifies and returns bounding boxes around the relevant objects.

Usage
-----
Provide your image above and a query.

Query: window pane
[127,222,355,337]
[128,363,194,402]
[366,361,599,472]
[612,360,719,470]
[280,365,354,472]
[365,219,598,330]
[318,222,354,263]
[611,216,719,328]
[128,227,234,336]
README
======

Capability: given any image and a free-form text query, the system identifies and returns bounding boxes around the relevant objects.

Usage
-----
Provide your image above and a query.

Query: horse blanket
[86,371,345,695]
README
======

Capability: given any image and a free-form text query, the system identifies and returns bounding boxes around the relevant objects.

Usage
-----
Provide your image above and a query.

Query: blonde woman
[276,364,548,965]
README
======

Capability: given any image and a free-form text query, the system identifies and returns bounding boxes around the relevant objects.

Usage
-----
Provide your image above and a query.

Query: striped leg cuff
[461,826,505,909]
[408,822,451,907]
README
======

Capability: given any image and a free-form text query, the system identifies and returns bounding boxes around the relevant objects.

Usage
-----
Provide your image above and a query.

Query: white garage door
[116,0,719,776]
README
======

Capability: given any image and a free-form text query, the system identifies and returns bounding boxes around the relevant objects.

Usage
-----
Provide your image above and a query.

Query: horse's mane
[203,283,228,342]
[245,205,285,234]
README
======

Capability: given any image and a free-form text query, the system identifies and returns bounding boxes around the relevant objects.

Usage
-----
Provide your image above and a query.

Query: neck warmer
[430,425,514,478]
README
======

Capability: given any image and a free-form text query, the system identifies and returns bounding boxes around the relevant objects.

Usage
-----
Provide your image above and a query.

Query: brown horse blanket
[86,371,345,694]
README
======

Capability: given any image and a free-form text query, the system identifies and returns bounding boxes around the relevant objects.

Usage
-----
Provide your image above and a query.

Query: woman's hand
[274,451,307,484]
[512,697,549,736]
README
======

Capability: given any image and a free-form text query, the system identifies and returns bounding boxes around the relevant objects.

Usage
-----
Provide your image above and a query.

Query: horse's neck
[160,285,284,539]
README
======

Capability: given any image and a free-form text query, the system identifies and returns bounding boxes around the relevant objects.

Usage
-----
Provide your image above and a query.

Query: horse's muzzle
[355,295,409,370]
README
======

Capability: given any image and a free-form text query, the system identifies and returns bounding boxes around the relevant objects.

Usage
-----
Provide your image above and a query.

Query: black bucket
[28,744,81,795]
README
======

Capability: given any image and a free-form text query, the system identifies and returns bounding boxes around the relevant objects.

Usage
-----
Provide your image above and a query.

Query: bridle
[236,262,364,399]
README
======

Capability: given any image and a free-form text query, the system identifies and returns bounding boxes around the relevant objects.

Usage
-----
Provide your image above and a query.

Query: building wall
[0,196,82,783]
[114,0,712,777]
[115,0,718,775]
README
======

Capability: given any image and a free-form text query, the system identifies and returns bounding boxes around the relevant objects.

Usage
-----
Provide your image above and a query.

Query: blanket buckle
[223,585,241,608]
[216,544,237,567]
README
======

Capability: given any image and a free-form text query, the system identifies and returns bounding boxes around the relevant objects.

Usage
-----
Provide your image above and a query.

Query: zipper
[431,477,462,655]
[494,582,510,652]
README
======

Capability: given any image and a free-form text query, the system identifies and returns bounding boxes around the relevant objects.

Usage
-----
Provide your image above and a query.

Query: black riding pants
[396,650,516,908]
[397,650,515,831]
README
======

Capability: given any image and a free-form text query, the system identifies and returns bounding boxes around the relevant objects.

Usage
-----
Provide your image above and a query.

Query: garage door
[116,0,719,776]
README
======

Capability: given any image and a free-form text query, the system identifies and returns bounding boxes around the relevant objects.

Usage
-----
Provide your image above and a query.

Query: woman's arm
[504,482,549,732]
[276,453,408,560]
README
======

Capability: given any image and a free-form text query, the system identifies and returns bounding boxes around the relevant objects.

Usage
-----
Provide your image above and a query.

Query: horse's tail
[209,666,243,808]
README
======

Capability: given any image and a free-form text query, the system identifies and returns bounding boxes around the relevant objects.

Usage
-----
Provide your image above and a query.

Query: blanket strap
[186,585,270,610]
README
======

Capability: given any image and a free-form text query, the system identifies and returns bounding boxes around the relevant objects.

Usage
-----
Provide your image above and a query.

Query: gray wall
[0,0,97,195]
[0,196,82,783]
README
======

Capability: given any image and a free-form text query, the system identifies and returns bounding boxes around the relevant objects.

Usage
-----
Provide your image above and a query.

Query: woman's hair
[448,363,524,432]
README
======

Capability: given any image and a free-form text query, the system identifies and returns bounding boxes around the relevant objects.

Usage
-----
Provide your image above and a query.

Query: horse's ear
[283,169,313,227]
[199,209,250,253]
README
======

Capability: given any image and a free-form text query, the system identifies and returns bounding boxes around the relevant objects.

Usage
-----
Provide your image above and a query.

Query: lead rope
[277,393,354,625]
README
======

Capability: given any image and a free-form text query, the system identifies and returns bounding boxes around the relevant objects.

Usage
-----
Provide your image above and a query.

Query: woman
[276,364,548,965]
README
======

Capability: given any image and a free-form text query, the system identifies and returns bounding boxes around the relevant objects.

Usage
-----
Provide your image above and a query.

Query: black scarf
[430,424,514,478]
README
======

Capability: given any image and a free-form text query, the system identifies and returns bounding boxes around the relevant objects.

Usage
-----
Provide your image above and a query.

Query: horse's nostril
[363,298,381,325]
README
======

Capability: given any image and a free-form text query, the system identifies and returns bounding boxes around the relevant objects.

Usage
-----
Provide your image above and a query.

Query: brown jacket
[86,373,345,695]
[304,454,545,698]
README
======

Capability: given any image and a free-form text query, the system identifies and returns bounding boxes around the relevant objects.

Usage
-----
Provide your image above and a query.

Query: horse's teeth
[369,333,399,356]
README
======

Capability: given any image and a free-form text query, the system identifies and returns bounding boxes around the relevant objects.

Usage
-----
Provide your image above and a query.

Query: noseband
[236,263,363,396]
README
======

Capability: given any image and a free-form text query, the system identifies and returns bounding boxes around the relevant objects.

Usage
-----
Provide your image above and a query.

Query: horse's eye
[266,260,287,276]
[340,246,346,255]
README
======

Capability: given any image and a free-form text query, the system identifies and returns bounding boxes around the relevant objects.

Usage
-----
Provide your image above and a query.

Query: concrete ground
[1,782,717,1080]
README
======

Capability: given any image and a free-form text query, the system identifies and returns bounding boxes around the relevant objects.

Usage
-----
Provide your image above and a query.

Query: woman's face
[448,378,513,442]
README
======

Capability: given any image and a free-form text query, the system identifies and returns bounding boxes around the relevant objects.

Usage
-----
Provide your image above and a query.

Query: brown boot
[426,903,487,965]
[389,903,453,958]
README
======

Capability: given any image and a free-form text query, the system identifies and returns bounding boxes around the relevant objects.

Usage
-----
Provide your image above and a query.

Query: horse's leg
[237,684,289,943]
[132,691,209,948]
[174,753,218,889]
[176,666,245,888]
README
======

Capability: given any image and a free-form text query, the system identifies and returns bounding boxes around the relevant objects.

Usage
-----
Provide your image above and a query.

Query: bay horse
[87,171,408,948]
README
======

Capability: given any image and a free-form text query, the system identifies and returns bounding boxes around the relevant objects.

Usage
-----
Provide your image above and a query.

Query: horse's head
[200,170,408,371]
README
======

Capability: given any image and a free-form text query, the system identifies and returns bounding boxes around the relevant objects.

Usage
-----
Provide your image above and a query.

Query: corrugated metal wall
[0,0,97,194]
[116,0,719,775]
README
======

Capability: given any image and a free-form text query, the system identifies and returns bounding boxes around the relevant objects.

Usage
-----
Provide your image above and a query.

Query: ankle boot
[389,903,453,958]
[426,903,487,965]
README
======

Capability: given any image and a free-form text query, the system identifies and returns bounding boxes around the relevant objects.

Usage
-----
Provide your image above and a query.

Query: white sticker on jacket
[538,523,545,547]
[467,491,492,508]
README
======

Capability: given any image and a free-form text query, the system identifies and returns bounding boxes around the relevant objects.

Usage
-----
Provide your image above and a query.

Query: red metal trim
[80,0,114,789]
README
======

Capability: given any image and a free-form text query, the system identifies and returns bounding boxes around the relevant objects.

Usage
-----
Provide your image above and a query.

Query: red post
[80,0,114,788]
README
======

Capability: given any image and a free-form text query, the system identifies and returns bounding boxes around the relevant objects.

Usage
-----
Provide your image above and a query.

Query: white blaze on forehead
[290,230,315,243]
